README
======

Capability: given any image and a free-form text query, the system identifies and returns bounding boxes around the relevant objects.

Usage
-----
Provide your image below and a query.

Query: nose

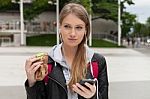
[70,28,76,37]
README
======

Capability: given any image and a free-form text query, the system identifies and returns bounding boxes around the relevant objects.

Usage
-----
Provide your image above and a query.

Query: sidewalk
[0,47,150,99]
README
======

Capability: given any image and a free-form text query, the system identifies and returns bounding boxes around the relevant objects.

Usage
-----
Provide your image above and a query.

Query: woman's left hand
[72,82,96,98]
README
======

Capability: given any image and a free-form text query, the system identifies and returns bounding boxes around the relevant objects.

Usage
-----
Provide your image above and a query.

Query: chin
[66,42,79,47]
[69,43,78,47]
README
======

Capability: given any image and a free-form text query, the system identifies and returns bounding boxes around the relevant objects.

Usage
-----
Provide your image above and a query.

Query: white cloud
[125,0,150,23]
[133,0,150,7]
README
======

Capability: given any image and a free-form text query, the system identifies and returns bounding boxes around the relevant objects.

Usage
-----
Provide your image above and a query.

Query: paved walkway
[0,47,150,99]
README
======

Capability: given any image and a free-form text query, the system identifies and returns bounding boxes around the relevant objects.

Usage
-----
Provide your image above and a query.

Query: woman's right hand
[25,56,43,87]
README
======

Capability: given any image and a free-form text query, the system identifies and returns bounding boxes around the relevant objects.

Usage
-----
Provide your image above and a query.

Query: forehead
[61,14,85,26]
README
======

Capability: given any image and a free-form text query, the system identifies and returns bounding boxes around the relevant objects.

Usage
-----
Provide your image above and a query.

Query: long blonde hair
[59,3,90,88]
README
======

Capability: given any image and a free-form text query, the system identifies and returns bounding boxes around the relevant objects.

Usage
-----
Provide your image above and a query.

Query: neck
[62,44,78,66]
[62,44,78,58]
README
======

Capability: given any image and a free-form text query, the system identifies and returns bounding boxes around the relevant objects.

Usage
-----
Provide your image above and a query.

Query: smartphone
[79,79,96,89]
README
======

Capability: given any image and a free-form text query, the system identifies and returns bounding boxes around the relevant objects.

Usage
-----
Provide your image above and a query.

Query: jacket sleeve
[95,53,109,99]
[25,80,47,99]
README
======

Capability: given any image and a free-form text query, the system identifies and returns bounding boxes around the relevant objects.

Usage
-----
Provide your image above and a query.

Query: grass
[92,39,125,48]
[26,34,125,48]
[26,34,56,46]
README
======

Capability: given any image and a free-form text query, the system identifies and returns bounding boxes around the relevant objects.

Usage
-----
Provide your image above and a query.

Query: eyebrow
[63,23,85,27]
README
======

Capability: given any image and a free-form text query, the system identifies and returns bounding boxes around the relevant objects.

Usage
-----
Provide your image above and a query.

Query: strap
[44,64,52,84]
[44,61,99,83]
[91,61,99,78]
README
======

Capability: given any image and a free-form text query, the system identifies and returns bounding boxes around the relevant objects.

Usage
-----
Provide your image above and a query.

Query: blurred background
[0,0,150,99]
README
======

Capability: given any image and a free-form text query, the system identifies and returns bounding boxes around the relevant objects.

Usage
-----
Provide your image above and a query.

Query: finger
[85,83,96,92]
[32,64,42,73]
[30,57,41,64]
[25,56,35,69]
[27,63,41,76]
[30,61,43,71]
[25,57,40,69]
[75,83,90,92]
[28,55,37,63]
[72,84,85,95]
[26,61,42,75]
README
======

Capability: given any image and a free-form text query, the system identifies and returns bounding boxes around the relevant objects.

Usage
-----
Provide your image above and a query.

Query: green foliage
[26,34,123,47]
[59,0,70,10]
[121,12,136,37]
[121,0,134,13]
[146,17,150,36]
[133,22,149,37]
[147,17,150,25]
[26,34,56,46]
[60,0,118,22]
[132,16,150,37]
[59,0,92,14]
[0,0,12,11]
[24,0,50,21]
[92,0,118,3]
[92,39,124,48]
[93,2,118,21]
[141,25,149,36]
[121,0,136,37]
[133,22,142,34]
[78,0,92,14]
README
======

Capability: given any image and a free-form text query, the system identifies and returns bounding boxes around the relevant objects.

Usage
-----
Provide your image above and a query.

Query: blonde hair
[59,3,90,88]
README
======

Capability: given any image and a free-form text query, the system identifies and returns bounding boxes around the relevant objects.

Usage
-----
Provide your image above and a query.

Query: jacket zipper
[48,76,68,94]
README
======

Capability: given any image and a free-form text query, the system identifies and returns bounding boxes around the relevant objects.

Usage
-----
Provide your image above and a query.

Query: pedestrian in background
[131,37,135,48]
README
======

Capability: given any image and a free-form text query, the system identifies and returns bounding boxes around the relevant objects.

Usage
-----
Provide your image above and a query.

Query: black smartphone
[79,79,96,89]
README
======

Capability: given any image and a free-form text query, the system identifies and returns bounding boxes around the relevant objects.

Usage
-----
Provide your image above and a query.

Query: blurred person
[24,3,108,99]
[136,37,141,48]
[127,37,130,46]
[131,37,135,48]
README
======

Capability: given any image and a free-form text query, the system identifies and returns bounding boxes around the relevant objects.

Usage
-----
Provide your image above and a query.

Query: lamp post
[48,0,59,45]
[20,0,25,46]
[89,0,92,46]
[56,0,59,45]
[118,0,121,46]
[11,0,26,46]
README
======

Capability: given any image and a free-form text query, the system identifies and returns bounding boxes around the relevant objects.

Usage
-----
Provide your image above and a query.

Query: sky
[125,0,150,24]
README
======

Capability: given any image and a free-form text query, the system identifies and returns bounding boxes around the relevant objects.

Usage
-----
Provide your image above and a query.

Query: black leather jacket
[25,53,109,99]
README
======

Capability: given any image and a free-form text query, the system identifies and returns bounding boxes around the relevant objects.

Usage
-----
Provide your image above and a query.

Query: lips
[68,38,77,41]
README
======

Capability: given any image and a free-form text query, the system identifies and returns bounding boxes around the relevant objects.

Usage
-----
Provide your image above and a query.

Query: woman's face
[60,14,86,47]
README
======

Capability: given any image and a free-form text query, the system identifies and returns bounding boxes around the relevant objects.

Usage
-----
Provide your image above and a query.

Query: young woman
[25,3,109,99]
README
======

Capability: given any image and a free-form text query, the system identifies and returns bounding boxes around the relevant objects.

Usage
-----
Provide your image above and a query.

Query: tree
[133,22,149,37]
[92,0,118,22]
[60,0,92,14]
[59,0,118,22]
[121,0,136,37]
[121,12,136,37]
[0,0,56,21]
[132,17,150,37]
[146,17,150,36]
[121,0,134,14]
[24,0,56,21]
[0,0,12,11]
